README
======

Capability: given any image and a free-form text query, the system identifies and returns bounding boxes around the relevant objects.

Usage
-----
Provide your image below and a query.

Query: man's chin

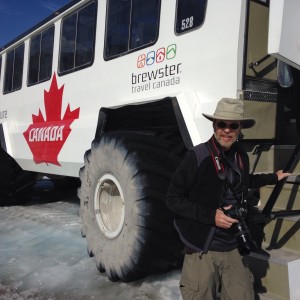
[220,140,233,150]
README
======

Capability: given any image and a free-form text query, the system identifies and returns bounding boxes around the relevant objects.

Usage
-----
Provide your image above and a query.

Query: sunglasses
[216,121,240,130]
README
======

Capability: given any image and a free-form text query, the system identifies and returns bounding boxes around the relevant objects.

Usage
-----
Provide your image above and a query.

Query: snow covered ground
[0,180,181,300]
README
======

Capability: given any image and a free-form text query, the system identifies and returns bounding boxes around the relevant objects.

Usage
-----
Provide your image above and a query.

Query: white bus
[1,0,300,294]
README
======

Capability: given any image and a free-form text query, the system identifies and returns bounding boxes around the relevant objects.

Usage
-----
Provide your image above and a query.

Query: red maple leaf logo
[23,73,80,166]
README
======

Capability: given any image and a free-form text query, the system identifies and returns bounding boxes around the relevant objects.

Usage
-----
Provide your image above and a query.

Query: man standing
[166,98,290,300]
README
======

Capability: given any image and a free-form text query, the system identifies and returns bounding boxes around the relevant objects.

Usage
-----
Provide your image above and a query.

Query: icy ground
[0,180,181,300]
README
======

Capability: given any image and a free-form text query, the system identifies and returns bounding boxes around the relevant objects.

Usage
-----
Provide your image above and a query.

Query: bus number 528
[181,16,194,31]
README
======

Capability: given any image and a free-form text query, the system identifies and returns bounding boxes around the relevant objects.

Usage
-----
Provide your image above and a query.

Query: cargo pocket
[179,254,199,292]
[180,252,218,299]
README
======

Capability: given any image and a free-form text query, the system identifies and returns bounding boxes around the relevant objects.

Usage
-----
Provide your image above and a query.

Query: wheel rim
[94,174,125,239]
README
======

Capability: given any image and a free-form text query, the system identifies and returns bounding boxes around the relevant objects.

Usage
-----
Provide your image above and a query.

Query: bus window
[105,0,160,59]
[3,43,24,94]
[175,0,207,34]
[59,1,97,75]
[0,56,2,81]
[28,26,54,86]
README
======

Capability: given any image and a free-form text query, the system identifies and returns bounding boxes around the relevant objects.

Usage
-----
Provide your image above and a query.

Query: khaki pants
[179,249,254,300]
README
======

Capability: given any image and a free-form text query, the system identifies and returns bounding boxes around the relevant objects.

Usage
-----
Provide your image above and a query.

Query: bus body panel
[268,0,300,69]
[0,0,247,177]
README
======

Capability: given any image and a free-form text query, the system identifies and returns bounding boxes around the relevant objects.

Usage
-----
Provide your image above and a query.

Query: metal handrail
[262,138,300,218]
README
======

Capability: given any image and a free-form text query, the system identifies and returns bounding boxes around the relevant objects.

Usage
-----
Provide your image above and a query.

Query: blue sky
[0,0,70,47]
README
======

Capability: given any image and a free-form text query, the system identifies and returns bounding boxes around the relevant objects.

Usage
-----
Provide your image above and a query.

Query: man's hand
[276,170,292,181]
[215,205,238,229]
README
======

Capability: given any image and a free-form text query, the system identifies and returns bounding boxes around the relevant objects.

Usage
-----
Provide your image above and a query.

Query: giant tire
[79,132,185,282]
[0,147,36,206]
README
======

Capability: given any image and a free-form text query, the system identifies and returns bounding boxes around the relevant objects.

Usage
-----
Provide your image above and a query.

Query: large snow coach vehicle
[1,0,300,297]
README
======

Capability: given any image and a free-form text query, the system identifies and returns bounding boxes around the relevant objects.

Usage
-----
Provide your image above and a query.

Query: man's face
[213,120,241,150]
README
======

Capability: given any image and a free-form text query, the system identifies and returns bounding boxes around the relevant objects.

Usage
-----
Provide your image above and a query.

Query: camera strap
[206,136,244,176]
[206,137,226,180]
[206,137,247,208]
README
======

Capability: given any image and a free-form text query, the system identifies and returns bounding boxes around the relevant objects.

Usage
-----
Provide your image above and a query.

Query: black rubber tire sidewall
[80,132,183,282]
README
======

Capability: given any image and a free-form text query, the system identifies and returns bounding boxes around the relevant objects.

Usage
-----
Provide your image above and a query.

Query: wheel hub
[94,174,125,239]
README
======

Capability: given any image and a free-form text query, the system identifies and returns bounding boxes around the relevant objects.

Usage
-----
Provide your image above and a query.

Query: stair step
[259,176,300,211]
[261,215,300,254]
[248,145,300,174]
[246,247,300,300]
[257,292,287,300]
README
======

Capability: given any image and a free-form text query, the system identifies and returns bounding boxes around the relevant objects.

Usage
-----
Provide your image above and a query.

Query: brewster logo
[137,44,177,68]
[23,73,80,166]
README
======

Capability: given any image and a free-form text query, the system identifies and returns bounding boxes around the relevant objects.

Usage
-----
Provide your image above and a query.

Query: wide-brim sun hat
[202,98,255,129]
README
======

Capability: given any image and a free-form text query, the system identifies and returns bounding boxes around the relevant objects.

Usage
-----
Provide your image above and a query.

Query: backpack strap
[192,143,210,168]
[192,140,226,180]
[178,142,223,255]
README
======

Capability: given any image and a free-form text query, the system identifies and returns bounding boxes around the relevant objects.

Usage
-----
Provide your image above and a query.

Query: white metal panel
[288,258,300,300]
[268,0,300,69]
